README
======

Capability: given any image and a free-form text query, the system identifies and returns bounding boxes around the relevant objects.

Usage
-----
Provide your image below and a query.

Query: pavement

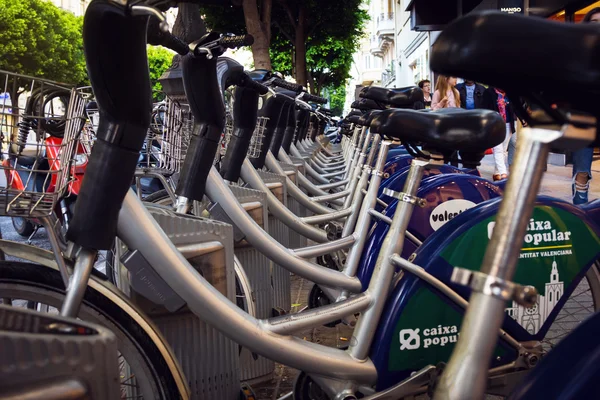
[477,152,600,203]
[0,153,598,399]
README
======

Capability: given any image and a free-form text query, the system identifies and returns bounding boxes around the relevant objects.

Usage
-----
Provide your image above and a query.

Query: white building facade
[50,0,90,16]
[394,0,432,87]
[345,0,434,114]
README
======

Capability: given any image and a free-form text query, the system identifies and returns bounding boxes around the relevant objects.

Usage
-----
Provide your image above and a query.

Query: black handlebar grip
[147,17,189,55]
[238,73,269,95]
[175,124,221,200]
[269,103,290,158]
[220,86,259,181]
[294,108,310,144]
[271,78,303,93]
[220,130,253,181]
[67,1,152,249]
[175,53,225,201]
[302,93,327,104]
[218,34,254,49]
[162,33,189,55]
[281,103,296,153]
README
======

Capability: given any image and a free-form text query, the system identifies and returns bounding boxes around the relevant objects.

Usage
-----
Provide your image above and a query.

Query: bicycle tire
[0,261,181,399]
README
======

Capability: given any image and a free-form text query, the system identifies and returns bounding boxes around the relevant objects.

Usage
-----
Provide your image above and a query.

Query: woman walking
[431,75,460,110]
[483,87,516,181]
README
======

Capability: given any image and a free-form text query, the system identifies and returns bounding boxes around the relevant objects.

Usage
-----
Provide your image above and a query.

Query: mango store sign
[499,0,524,13]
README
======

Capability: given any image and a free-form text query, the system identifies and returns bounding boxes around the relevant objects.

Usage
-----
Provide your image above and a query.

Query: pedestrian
[482,87,516,181]
[431,75,460,110]
[571,7,600,204]
[456,80,485,110]
[418,79,432,109]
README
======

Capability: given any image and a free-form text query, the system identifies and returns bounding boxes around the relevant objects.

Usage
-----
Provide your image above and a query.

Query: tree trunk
[243,0,272,70]
[294,5,307,86]
[172,3,207,43]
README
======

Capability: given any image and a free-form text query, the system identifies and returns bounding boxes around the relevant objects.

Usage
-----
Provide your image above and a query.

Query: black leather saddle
[345,110,362,125]
[431,11,600,122]
[358,110,382,127]
[360,86,424,109]
[351,98,386,111]
[372,108,506,153]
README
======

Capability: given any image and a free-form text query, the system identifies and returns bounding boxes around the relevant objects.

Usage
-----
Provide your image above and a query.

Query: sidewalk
[478,153,600,203]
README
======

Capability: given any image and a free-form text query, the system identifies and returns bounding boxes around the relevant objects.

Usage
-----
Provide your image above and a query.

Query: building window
[374,57,382,69]
[409,49,430,85]
[364,55,371,70]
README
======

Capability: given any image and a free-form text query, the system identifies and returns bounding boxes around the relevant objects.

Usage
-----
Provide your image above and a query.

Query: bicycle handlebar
[237,73,269,95]
[146,16,189,55]
[218,34,254,49]
[302,92,327,104]
[271,78,304,93]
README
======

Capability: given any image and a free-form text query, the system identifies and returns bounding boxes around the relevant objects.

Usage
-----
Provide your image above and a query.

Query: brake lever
[295,93,312,110]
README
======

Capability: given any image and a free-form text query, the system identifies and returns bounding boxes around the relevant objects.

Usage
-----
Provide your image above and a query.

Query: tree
[201,0,366,108]
[202,1,273,70]
[325,84,346,116]
[271,0,366,87]
[0,0,86,84]
[172,3,208,43]
[270,34,358,95]
[147,46,174,101]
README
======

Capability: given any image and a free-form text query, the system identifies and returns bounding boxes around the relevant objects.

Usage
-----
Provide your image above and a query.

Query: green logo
[388,205,600,371]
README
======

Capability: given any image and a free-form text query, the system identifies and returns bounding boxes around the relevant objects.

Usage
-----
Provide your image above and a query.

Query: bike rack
[256,169,292,313]
[210,184,276,382]
[279,161,310,249]
[120,204,241,399]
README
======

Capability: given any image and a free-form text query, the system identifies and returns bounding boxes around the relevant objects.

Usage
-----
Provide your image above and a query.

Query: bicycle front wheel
[0,261,181,400]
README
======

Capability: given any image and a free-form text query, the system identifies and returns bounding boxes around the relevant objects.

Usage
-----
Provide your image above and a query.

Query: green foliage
[147,46,174,101]
[0,0,86,84]
[270,0,368,92]
[202,0,367,97]
[324,84,346,116]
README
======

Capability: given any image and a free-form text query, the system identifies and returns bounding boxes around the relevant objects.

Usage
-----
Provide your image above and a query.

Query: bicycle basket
[150,97,194,175]
[222,116,269,159]
[0,70,86,217]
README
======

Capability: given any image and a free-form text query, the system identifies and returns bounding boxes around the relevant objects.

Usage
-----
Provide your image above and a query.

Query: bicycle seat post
[436,121,596,400]
[348,153,430,362]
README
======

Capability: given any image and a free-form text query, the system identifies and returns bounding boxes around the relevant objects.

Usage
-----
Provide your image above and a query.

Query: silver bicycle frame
[116,190,377,382]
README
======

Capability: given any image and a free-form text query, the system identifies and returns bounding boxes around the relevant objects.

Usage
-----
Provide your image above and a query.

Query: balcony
[382,70,394,88]
[361,69,382,86]
[381,62,395,87]
[376,12,395,38]
[370,35,382,57]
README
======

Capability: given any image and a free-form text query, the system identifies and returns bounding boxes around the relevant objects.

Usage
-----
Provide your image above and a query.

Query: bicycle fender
[369,197,600,391]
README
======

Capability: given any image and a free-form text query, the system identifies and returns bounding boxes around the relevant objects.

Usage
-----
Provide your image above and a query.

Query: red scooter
[2,89,90,238]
